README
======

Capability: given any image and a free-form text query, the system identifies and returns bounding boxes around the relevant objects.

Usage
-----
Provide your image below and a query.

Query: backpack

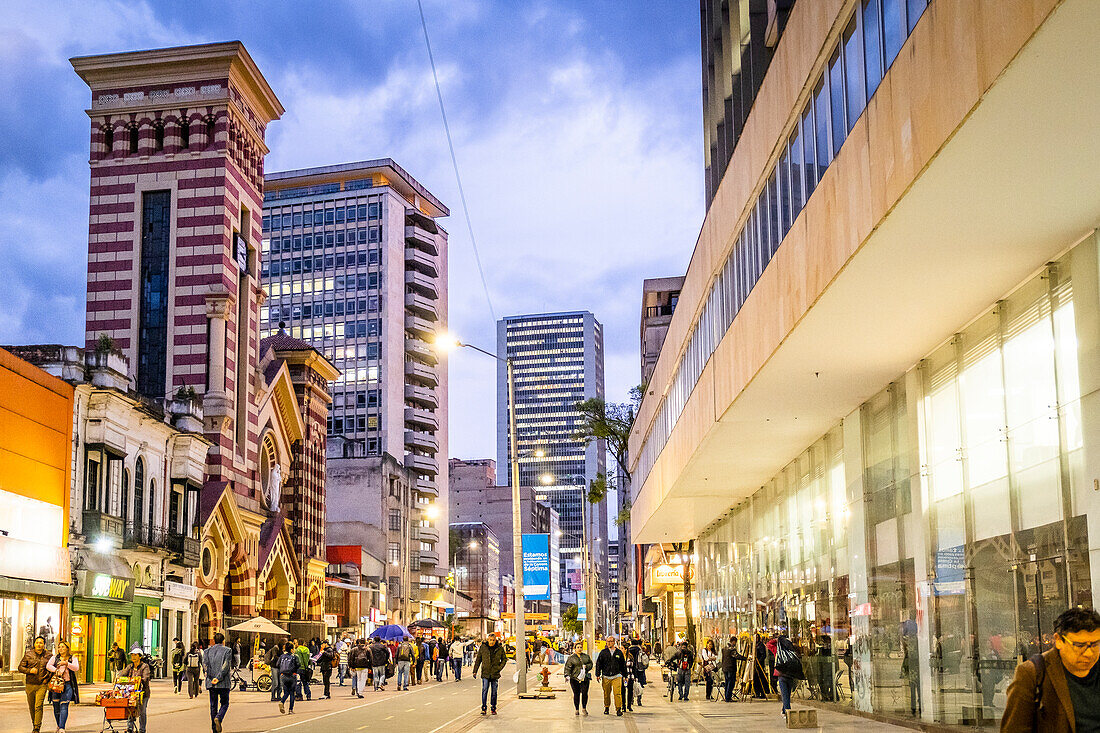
[638,651,650,668]
[398,643,412,661]
[774,638,805,680]
[277,653,298,675]
[186,651,201,668]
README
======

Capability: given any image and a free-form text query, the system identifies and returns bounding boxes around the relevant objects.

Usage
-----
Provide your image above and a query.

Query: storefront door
[93,616,108,681]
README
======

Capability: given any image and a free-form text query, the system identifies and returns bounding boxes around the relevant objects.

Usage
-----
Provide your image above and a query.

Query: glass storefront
[696,247,1095,727]
[1,596,64,672]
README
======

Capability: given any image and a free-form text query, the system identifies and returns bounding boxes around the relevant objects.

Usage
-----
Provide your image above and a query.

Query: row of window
[263,253,380,277]
[263,178,375,203]
[100,115,215,157]
[328,415,381,435]
[634,0,928,492]
[264,202,382,229]
[264,228,382,256]
[264,295,380,321]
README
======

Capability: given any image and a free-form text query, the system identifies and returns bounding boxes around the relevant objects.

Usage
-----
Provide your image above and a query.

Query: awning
[76,550,133,578]
[325,580,375,593]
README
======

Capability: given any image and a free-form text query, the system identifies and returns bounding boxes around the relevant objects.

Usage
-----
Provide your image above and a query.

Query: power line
[416,0,496,323]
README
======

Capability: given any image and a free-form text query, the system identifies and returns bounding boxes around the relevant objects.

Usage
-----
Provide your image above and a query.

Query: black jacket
[317,648,335,672]
[595,647,628,678]
[721,644,746,672]
[473,642,508,680]
[669,645,695,671]
[349,645,370,669]
[369,643,391,667]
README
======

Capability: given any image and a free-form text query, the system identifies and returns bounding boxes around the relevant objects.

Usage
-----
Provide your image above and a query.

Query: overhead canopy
[408,618,446,629]
[226,616,288,635]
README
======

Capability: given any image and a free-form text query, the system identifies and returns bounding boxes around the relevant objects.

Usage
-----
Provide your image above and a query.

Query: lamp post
[434,333,528,694]
[546,474,596,659]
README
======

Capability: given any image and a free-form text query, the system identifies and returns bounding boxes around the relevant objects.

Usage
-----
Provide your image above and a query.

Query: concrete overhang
[632,0,1100,543]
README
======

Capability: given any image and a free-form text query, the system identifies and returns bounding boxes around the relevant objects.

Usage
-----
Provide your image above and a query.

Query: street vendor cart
[95,676,144,732]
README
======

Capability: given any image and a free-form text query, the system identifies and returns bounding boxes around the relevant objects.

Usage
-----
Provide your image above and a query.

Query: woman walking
[563,643,593,716]
[766,633,805,717]
[171,639,186,694]
[700,638,718,700]
[46,641,80,733]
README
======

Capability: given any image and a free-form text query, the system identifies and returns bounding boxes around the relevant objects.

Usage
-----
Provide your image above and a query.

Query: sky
[0,0,705,461]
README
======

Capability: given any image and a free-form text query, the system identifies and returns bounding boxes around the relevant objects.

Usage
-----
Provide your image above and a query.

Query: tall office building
[262,160,450,593]
[701,0,798,206]
[496,312,606,618]
[631,0,1100,727]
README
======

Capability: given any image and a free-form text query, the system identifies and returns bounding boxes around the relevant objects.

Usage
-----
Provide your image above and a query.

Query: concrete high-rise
[640,277,684,387]
[495,312,606,617]
[262,160,450,599]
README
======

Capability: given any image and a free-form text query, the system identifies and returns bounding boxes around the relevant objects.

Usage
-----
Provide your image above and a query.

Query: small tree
[562,604,582,636]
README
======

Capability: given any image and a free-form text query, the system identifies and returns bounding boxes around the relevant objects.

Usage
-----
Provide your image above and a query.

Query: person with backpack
[369,638,391,690]
[1001,607,1100,732]
[202,632,234,733]
[473,633,507,715]
[348,639,369,698]
[294,640,312,700]
[449,637,465,681]
[669,639,696,701]
[315,640,335,699]
[275,642,299,715]
[625,636,648,709]
[563,642,593,716]
[766,633,805,717]
[170,639,185,694]
[185,642,204,699]
[396,637,415,690]
[120,645,152,733]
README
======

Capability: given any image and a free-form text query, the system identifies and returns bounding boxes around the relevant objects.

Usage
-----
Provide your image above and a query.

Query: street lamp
[434,332,529,694]
[538,472,596,659]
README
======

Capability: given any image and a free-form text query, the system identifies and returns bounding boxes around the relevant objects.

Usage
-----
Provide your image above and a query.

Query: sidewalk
[460,679,912,733]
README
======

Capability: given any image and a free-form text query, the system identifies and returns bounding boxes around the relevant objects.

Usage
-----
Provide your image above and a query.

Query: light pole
[434,333,528,694]
[545,473,596,658]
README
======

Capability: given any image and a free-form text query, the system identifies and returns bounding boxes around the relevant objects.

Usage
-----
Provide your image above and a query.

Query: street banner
[578,590,587,621]
[522,533,551,600]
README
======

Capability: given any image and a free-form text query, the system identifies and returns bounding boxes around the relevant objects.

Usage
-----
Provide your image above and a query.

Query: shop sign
[145,606,160,620]
[324,614,338,627]
[163,581,198,601]
[651,564,692,586]
[78,571,134,602]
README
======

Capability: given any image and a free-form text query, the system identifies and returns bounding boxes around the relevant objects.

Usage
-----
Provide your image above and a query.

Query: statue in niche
[266,462,283,510]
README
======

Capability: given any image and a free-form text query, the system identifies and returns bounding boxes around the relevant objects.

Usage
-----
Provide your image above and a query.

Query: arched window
[154,122,164,152]
[206,116,216,146]
[148,479,156,531]
[129,125,139,154]
[122,469,130,522]
[103,125,114,155]
[180,115,190,149]
[133,458,145,531]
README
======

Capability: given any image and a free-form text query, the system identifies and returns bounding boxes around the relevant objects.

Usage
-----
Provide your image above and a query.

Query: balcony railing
[82,510,124,542]
[166,533,201,567]
[644,304,676,318]
[123,522,170,550]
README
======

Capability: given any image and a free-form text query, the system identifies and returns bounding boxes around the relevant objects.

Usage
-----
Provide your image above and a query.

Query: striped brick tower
[72,43,287,635]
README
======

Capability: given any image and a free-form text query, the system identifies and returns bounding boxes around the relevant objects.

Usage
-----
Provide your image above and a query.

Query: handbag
[48,672,66,694]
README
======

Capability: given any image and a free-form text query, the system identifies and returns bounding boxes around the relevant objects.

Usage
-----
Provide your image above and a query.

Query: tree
[562,604,583,636]
[673,540,697,649]
[574,393,640,485]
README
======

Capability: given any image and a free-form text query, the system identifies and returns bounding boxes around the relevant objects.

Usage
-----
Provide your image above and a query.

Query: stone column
[204,290,234,430]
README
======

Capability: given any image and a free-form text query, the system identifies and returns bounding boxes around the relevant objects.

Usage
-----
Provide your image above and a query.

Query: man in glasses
[1002,607,1100,732]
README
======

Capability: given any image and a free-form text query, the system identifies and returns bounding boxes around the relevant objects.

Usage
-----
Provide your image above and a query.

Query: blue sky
[0,0,704,460]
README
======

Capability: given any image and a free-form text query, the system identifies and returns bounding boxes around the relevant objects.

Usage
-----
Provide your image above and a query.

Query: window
[292,213,303,227]
[813,78,831,178]
[837,36,862,134]
[325,209,335,225]
[103,125,114,153]
[368,203,380,219]
[788,129,804,217]
[800,104,817,197]
[882,0,906,68]
[907,0,927,32]
[180,117,190,149]
[829,48,846,156]
[129,126,139,154]
[346,205,357,221]
[766,171,779,259]
[420,541,433,552]
[134,458,145,527]
[206,117,216,146]
[777,148,791,237]
[137,190,171,400]
[313,211,324,226]
[154,123,164,152]
[389,509,401,531]
[388,542,401,563]
[369,227,380,243]
[863,0,884,99]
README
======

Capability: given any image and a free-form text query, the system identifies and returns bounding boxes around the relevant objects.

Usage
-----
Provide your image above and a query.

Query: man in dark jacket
[1002,607,1100,733]
[721,636,747,702]
[669,640,696,701]
[348,640,369,698]
[18,635,50,733]
[316,641,335,699]
[595,636,628,716]
[473,633,508,715]
[369,639,391,690]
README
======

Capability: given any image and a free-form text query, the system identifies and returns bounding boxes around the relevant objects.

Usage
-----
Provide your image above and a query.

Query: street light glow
[539,472,554,485]
[431,331,461,353]
[469,540,478,548]
[424,505,440,520]
[533,448,546,458]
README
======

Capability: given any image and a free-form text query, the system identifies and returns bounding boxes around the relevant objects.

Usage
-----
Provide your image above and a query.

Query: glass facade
[260,191,386,446]
[695,248,1094,726]
[137,190,171,401]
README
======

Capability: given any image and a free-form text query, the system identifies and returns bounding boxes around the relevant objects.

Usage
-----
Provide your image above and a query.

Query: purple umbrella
[369,624,411,641]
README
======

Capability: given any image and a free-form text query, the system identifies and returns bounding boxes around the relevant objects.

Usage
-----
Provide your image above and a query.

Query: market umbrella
[226,616,289,635]
[408,618,446,629]
[369,624,411,641]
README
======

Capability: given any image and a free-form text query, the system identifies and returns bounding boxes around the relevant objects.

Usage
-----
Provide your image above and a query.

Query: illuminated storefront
[70,567,135,683]
[0,349,74,687]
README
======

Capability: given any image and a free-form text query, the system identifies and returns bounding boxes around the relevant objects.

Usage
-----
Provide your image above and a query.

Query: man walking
[669,639,696,701]
[595,635,628,716]
[449,637,465,681]
[202,632,234,733]
[316,640,335,699]
[369,638,391,690]
[396,637,415,690]
[473,633,507,715]
[721,636,745,702]
[415,636,428,686]
[1002,607,1100,732]
[349,639,369,698]
[17,635,49,733]
[336,634,350,687]
[293,640,312,701]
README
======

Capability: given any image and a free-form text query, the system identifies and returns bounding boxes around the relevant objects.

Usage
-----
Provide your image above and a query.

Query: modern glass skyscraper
[496,311,606,612]
[261,159,449,588]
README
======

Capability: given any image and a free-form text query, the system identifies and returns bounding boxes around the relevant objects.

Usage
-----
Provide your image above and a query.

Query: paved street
[0,662,914,732]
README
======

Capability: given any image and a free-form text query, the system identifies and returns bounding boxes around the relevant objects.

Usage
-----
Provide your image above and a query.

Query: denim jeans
[723,667,736,701]
[481,677,498,710]
[777,675,793,713]
[51,682,74,729]
[676,668,691,700]
[279,674,296,712]
[208,688,229,723]
[397,661,411,688]
[373,665,386,689]
[451,658,462,680]
[338,663,348,685]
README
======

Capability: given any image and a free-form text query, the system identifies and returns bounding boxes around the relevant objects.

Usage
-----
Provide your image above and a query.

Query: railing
[123,522,170,550]
[644,304,676,318]
[82,510,124,541]
[166,533,201,567]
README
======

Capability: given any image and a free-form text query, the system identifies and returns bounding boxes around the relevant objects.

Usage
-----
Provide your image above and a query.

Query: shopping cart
[95,676,144,732]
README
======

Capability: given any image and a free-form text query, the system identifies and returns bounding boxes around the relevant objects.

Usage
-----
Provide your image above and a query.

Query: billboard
[522,533,551,600]
[578,590,587,621]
